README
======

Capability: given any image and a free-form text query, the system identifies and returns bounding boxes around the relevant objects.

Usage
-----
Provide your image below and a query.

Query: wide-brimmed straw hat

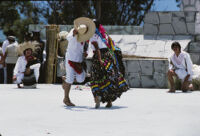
[17,41,39,56]
[74,17,96,42]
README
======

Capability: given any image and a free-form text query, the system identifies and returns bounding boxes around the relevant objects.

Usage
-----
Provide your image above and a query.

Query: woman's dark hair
[23,48,32,55]
[171,42,181,50]
[93,19,100,29]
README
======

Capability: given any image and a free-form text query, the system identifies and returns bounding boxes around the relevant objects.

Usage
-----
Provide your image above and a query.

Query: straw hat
[17,41,39,56]
[58,31,69,40]
[74,17,96,42]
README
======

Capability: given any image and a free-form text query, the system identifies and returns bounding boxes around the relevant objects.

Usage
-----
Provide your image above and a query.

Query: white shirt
[89,33,107,50]
[65,29,84,62]
[2,40,18,55]
[13,56,27,76]
[169,51,193,80]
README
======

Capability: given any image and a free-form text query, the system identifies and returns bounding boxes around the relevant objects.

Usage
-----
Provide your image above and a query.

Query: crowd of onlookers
[0,31,45,84]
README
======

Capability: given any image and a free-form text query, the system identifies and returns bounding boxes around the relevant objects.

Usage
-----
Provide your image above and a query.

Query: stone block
[127,72,141,88]
[195,35,200,41]
[159,12,172,24]
[144,12,159,24]
[185,12,196,22]
[126,60,141,73]
[195,23,200,34]
[141,76,156,88]
[172,12,185,18]
[153,72,168,88]
[154,60,168,73]
[139,60,153,76]
[189,53,200,64]
[172,17,188,34]
[144,24,158,35]
[159,24,175,35]
[186,23,195,35]
[188,42,200,52]
[195,12,200,23]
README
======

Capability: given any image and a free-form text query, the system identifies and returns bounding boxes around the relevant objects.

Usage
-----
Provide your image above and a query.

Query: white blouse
[89,33,107,50]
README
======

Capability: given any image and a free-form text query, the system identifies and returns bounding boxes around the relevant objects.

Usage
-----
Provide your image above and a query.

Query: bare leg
[167,70,176,93]
[62,77,75,106]
[105,100,112,108]
[94,96,101,109]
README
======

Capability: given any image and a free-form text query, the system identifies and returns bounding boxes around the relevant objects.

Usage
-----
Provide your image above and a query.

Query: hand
[83,52,88,58]
[73,29,78,36]
[99,59,104,66]
[13,75,17,81]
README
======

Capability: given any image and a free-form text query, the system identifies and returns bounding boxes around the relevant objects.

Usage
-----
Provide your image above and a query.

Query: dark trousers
[0,68,4,83]
[7,64,15,84]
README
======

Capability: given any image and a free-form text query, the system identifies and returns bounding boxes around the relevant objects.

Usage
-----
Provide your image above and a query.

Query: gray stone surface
[185,12,196,22]
[126,60,141,73]
[189,53,200,64]
[186,23,195,34]
[188,42,200,52]
[172,17,188,34]
[127,73,141,88]
[158,12,172,24]
[153,72,167,88]
[141,76,156,88]
[144,12,160,24]
[154,60,168,73]
[144,24,158,35]
[140,60,153,76]
[159,24,175,35]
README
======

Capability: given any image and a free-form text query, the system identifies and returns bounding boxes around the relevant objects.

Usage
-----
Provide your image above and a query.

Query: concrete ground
[0,84,200,136]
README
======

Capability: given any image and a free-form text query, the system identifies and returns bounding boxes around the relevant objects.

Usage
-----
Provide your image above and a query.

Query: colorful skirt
[90,48,129,103]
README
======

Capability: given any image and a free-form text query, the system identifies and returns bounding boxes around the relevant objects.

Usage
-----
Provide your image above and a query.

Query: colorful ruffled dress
[89,25,129,103]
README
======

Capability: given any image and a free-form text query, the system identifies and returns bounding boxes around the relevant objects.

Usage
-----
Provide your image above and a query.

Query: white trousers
[15,63,41,84]
[65,58,85,84]
[175,69,192,82]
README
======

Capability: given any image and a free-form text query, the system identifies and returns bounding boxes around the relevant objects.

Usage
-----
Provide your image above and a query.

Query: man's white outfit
[65,29,85,84]
[2,40,18,83]
[169,51,193,82]
[13,56,40,84]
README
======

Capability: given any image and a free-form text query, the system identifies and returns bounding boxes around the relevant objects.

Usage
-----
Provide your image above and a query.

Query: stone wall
[144,11,197,35]
[181,0,200,11]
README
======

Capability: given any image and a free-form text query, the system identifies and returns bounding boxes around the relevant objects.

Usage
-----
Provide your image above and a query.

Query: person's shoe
[63,98,75,106]
[95,96,101,109]
[17,84,23,88]
[168,88,175,93]
[105,101,112,108]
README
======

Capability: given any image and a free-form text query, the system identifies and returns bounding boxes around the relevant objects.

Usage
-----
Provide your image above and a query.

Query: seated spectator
[13,41,41,88]
[168,42,193,92]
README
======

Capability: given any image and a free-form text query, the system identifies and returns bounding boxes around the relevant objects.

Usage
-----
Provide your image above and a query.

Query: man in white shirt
[2,36,18,83]
[168,42,193,92]
[62,17,95,106]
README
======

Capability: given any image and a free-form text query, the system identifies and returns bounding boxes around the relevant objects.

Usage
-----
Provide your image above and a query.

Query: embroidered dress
[89,26,129,103]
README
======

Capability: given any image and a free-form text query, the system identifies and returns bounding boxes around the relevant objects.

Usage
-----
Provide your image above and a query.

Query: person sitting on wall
[167,41,193,93]
[13,41,41,88]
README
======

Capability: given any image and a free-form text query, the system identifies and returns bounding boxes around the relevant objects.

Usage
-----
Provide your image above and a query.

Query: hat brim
[74,17,96,42]
[17,41,39,56]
